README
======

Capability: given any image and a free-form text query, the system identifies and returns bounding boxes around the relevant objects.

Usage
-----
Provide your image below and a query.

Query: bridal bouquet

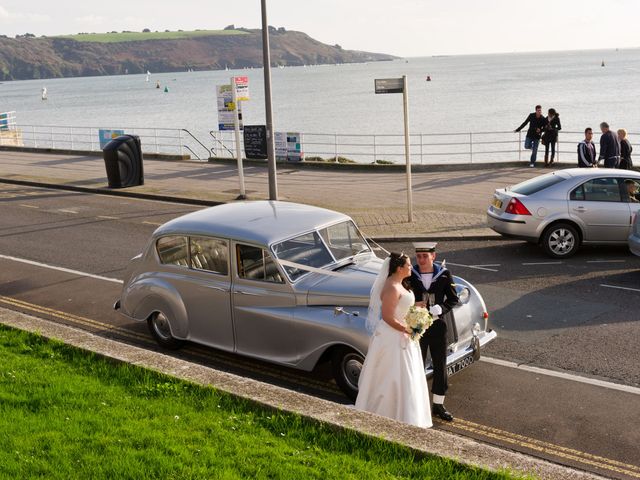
[405,305,433,341]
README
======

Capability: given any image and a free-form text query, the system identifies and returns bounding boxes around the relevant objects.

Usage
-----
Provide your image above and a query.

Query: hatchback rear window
[511,174,566,195]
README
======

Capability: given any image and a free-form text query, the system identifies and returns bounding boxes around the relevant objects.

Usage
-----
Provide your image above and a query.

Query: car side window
[190,237,229,275]
[573,178,622,202]
[236,244,284,283]
[156,236,189,266]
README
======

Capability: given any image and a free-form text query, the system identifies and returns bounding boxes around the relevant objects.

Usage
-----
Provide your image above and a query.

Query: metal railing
[4,123,637,165]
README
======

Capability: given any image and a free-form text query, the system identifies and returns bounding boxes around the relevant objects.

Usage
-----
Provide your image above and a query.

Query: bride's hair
[388,252,411,290]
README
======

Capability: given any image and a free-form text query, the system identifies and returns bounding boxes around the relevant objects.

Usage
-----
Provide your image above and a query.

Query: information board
[233,76,250,101]
[216,84,243,131]
[243,125,268,160]
[98,129,125,149]
[275,132,303,162]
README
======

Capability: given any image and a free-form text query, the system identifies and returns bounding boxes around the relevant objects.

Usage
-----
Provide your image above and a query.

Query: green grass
[54,30,250,43]
[0,325,530,479]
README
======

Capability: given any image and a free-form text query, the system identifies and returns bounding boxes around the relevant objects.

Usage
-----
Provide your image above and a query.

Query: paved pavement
[0,148,552,239]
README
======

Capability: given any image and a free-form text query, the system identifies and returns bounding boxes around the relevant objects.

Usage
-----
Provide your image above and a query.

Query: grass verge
[0,325,531,479]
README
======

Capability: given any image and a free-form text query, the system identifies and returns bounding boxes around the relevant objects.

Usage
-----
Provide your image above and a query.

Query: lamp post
[261,0,278,200]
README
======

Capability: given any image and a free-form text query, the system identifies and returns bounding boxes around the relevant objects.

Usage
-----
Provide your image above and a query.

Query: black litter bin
[102,135,144,188]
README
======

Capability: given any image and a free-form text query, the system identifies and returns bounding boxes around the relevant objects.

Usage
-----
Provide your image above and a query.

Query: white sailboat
[145,70,150,82]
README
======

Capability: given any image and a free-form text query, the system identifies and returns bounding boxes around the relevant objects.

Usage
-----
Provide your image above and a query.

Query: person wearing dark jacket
[598,122,621,168]
[408,242,459,422]
[515,105,548,168]
[542,108,561,167]
[577,128,597,168]
[618,128,633,170]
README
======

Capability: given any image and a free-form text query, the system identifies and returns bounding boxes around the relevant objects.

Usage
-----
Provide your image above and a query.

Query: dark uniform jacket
[599,130,621,167]
[620,139,633,170]
[516,113,548,140]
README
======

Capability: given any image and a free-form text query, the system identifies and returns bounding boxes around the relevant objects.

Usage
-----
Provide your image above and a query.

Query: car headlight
[457,287,470,304]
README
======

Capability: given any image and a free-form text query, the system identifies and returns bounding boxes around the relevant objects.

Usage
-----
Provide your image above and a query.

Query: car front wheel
[542,223,579,258]
[331,347,364,402]
[147,311,184,350]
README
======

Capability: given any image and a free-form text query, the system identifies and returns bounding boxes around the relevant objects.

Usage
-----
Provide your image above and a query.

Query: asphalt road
[1,183,639,479]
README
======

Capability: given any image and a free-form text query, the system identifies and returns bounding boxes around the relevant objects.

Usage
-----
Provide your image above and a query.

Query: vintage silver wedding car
[115,201,496,400]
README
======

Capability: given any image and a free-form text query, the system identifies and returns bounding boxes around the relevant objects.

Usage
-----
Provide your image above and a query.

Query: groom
[408,242,459,422]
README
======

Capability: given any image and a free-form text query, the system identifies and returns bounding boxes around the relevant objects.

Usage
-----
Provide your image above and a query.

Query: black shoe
[433,404,453,422]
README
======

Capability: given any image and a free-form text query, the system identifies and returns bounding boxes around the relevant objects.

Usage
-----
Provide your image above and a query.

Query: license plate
[492,198,503,209]
[447,353,475,376]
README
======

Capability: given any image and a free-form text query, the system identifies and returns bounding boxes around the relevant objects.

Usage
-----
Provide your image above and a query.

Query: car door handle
[573,207,586,212]
[234,290,260,296]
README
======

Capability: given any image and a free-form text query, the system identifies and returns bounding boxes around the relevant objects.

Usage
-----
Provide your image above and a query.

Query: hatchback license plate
[492,198,503,209]
[447,353,475,376]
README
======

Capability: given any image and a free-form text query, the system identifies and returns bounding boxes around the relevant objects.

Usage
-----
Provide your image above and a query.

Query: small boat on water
[426,75,431,81]
[145,71,150,82]
[41,87,47,100]
[601,60,605,67]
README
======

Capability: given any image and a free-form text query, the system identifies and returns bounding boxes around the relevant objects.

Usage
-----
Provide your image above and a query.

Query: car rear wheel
[147,311,184,350]
[542,223,579,258]
[331,347,364,401]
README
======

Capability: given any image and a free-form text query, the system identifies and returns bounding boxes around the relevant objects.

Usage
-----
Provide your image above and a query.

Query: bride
[355,252,432,428]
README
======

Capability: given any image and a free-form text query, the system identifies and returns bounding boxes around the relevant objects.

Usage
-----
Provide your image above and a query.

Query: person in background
[624,179,639,203]
[515,105,548,168]
[618,129,633,170]
[542,108,561,167]
[598,122,620,168]
[578,128,597,168]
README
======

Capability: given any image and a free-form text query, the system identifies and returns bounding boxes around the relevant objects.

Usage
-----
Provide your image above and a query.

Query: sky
[1,0,639,57]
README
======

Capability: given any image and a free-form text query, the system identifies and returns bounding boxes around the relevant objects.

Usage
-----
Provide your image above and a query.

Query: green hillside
[54,29,249,43]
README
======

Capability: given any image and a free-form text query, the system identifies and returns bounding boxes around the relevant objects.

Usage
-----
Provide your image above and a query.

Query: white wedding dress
[355,289,432,428]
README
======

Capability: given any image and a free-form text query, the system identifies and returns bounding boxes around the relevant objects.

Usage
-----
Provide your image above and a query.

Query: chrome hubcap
[549,228,575,255]
[152,312,172,340]
[342,353,363,390]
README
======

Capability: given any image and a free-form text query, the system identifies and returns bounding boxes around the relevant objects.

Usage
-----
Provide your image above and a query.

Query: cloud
[0,6,49,22]
[0,5,10,19]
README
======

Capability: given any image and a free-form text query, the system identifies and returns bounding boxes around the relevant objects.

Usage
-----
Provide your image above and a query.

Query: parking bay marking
[601,284,640,293]
[446,262,499,272]
[0,254,123,284]
[521,261,563,266]
[2,295,636,479]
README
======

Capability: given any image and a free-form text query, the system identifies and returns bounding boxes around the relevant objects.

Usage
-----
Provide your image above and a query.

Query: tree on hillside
[142,28,151,33]
[224,24,235,30]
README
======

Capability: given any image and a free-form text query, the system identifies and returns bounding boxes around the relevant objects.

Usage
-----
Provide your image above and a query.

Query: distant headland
[0,26,398,81]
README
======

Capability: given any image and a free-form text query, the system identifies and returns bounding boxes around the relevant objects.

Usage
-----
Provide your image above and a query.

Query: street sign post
[374,75,413,222]
[232,76,248,199]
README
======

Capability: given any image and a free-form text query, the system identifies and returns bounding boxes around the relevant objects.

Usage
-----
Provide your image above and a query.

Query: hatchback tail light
[504,197,532,215]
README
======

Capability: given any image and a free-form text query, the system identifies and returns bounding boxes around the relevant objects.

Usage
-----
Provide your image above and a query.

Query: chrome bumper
[425,329,497,377]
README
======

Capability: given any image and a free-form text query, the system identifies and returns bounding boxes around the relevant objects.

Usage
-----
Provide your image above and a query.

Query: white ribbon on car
[277,259,346,277]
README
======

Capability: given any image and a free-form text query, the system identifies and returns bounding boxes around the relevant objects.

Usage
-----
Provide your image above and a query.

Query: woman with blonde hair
[618,129,633,170]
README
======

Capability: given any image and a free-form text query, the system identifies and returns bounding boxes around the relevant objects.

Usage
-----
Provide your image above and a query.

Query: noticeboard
[243,125,268,160]
[217,84,243,131]
[374,78,404,94]
[98,129,125,149]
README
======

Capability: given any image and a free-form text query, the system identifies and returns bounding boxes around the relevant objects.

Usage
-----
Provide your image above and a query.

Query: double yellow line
[439,417,640,479]
[1,294,639,478]
[0,295,341,396]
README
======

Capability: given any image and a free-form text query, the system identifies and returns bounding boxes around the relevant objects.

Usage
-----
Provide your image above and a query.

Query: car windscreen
[510,174,566,196]
[272,221,370,281]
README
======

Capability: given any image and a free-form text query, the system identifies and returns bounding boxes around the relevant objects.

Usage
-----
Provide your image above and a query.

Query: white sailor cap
[413,242,437,253]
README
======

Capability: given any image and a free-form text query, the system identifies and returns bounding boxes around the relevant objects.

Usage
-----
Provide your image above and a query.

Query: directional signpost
[375,76,413,222]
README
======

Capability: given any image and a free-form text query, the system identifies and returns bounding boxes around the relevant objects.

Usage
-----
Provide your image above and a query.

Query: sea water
[1,48,638,150]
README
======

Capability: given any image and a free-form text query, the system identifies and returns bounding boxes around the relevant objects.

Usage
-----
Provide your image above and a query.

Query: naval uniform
[409,262,460,400]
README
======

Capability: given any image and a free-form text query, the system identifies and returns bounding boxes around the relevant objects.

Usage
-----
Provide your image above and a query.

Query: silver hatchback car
[115,201,496,400]
[488,168,640,257]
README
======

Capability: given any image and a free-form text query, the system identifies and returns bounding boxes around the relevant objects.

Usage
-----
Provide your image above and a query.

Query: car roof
[153,201,351,246]
[559,168,640,179]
